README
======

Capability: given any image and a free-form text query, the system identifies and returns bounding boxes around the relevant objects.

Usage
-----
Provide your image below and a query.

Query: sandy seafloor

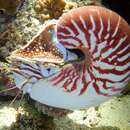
[0,94,130,130]
[0,0,130,130]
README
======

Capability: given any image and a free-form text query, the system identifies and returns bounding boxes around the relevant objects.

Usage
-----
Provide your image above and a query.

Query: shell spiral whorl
[51,6,130,96]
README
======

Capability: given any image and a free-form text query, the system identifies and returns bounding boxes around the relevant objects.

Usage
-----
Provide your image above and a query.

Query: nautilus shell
[9,6,130,109]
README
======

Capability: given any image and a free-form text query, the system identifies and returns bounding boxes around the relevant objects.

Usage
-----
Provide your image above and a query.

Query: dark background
[101,0,130,25]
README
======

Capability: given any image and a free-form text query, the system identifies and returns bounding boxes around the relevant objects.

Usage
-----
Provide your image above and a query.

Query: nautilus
[9,6,130,109]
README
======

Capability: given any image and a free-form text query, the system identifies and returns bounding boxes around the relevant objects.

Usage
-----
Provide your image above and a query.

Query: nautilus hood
[9,22,65,64]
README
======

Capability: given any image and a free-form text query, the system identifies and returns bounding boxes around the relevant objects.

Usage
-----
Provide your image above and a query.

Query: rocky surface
[0,94,130,130]
[0,0,130,130]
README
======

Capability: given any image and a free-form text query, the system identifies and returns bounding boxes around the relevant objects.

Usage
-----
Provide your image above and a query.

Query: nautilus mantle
[9,6,130,109]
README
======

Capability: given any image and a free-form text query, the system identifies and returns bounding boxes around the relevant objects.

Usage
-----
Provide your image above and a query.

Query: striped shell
[51,6,130,96]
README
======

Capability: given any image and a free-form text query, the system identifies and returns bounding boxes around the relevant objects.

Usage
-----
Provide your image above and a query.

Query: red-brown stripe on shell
[50,6,130,96]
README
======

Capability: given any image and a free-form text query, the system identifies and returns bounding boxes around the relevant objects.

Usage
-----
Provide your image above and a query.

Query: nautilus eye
[38,64,61,77]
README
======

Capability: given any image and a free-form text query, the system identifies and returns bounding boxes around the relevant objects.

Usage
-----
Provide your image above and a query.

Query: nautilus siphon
[9,6,130,109]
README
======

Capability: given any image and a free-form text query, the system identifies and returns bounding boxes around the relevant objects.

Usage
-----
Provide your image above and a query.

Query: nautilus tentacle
[9,6,130,109]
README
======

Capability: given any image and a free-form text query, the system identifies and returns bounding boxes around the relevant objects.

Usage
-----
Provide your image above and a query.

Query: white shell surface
[29,78,120,110]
